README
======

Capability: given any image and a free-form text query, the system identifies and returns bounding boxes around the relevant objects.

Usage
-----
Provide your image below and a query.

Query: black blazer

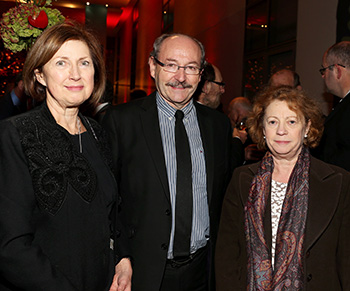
[0,104,126,290]
[215,156,350,290]
[313,93,350,171]
[102,93,233,290]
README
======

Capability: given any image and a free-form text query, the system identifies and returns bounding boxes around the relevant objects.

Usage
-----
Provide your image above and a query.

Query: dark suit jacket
[313,93,350,171]
[102,93,233,290]
[215,156,350,290]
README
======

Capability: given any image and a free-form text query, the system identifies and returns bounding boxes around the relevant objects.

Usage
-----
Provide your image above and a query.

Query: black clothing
[0,103,127,290]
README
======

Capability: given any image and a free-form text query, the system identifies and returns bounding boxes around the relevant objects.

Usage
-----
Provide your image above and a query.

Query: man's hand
[233,127,248,144]
[109,258,132,291]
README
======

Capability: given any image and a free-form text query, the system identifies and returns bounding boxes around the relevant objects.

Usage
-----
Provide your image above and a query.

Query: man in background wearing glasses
[103,33,233,291]
[194,62,225,110]
[313,41,350,171]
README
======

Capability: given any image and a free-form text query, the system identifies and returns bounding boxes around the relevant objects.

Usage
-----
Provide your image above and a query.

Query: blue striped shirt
[156,93,209,259]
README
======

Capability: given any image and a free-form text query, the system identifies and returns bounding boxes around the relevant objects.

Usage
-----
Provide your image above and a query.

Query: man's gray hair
[149,33,206,68]
[326,41,350,67]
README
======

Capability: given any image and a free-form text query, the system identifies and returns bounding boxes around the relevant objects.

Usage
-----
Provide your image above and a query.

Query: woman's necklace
[77,117,83,153]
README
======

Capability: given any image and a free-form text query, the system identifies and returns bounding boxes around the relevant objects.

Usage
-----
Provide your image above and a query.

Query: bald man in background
[227,96,252,130]
[268,69,302,89]
[227,97,265,164]
[195,63,225,109]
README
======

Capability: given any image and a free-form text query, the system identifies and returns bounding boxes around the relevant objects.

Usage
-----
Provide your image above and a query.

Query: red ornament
[28,10,48,29]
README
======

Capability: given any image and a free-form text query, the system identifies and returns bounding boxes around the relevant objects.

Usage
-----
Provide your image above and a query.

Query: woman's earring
[304,134,308,138]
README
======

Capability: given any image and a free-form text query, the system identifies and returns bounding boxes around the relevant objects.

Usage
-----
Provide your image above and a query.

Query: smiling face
[149,35,202,109]
[263,100,310,161]
[35,40,95,110]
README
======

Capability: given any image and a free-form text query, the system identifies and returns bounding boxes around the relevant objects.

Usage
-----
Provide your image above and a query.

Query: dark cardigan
[0,103,126,291]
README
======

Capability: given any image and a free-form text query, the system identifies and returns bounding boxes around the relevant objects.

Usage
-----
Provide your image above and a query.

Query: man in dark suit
[313,41,350,171]
[0,72,28,120]
[103,33,233,290]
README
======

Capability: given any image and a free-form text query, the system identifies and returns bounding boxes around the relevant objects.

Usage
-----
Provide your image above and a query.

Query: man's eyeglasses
[209,80,226,88]
[153,57,202,75]
[319,64,346,76]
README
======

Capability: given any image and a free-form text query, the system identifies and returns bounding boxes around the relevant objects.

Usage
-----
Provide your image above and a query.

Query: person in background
[196,68,246,167]
[194,62,225,109]
[268,68,302,90]
[227,96,252,130]
[0,22,131,291]
[312,41,350,171]
[0,72,29,120]
[216,86,350,290]
[228,96,265,164]
[129,88,147,101]
[103,33,233,291]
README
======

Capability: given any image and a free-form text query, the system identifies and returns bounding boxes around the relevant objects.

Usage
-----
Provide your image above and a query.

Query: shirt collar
[156,92,194,119]
[343,89,350,100]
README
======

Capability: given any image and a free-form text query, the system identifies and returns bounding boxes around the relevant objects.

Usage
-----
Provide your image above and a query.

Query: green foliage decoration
[0,0,65,53]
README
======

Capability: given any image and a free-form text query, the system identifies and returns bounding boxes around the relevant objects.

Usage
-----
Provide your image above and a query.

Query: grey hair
[325,41,350,67]
[149,33,206,68]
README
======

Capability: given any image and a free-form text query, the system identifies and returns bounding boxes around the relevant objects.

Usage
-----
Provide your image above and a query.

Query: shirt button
[161,243,168,250]
[307,274,312,282]
[165,209,171,216]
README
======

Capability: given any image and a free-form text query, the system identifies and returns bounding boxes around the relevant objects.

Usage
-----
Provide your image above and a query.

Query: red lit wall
[114,0,163,103]
[115,5,134,103]
[174,0,246,113]
[135,0,163,95]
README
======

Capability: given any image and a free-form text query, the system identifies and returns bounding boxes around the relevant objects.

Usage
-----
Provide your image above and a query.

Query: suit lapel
[304,158,342,250]
[239,166,256,204]
[195,103,215,204]
[140,93,171,202]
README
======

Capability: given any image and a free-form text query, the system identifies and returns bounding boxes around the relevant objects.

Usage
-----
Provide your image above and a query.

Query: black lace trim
[13,105,105,215]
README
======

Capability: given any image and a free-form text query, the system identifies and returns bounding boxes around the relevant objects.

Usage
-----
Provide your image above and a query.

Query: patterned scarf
[245,147,310,290]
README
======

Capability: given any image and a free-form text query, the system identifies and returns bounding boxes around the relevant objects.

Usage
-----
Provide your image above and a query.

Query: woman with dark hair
[215,86,350,290]
[0,22,132,290]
